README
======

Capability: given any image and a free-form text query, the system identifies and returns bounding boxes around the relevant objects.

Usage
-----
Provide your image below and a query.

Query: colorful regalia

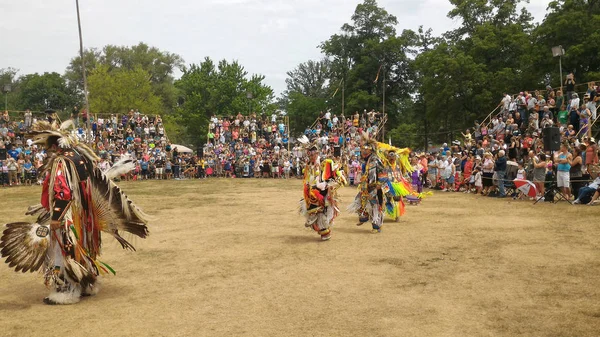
[376,143,415,221]
[299,139,347,241]
[348,135,414,232]
[0,120,149,305]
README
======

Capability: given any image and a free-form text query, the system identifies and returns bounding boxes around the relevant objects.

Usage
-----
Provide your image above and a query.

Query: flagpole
[75,0,92,143]
[341,79,345,117]
[382,65,386,141]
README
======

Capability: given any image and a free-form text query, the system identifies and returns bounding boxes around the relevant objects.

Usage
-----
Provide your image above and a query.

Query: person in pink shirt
[419,153,428,187]
[462,155,474,193]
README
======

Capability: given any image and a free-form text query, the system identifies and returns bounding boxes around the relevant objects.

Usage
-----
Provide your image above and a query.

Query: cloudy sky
[1,0,550,95]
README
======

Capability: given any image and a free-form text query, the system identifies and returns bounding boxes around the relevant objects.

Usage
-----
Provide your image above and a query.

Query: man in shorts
[556,143,572,200]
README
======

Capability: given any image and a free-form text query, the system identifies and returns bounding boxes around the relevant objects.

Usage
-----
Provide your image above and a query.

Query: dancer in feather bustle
[348,134,415,232]
[377,144,415,222]
[299,140,347,241]
[0,120,149,305]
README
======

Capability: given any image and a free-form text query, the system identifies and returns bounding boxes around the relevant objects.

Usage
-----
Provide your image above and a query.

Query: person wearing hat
[584,137,598,174]
[44,108,57,124]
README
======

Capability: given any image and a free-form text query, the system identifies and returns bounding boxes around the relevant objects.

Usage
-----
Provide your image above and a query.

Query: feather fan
[89,167,149,250]
[0,222,50,273]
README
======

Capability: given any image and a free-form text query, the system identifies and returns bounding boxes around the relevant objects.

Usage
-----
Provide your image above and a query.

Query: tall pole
[76,0,91,143]
[341,79,345,117]
[559,55,563,98]
[382,66,386,141]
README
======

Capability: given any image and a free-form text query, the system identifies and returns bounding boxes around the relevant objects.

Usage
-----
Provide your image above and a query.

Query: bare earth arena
[1,179,599,337]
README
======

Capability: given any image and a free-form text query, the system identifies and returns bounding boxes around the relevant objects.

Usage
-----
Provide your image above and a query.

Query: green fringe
[100,261,116,275]
[70,225,79,240]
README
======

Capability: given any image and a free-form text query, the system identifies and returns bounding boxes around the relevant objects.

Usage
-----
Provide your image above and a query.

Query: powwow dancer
[0,120,149,305]
[348,134,390,233]
[376,144,415,221]
[299,138,347,241]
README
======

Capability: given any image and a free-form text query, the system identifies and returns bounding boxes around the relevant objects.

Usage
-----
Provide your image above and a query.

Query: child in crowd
[474,167,483,195]
[513,161,527,200]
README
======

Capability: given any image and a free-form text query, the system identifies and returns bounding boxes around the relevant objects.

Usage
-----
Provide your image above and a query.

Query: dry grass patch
[0,179,599,337]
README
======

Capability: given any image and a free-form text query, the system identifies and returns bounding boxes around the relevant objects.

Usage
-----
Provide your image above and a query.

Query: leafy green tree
[0,68,20,111]
[87,65,162,115]
[319,0,417,128]
[281,59,332,134]
[17,72,78,111]
[534,0,600,84]
[413,0,536,144]
[175,57,274,145]
[66,42,183,113]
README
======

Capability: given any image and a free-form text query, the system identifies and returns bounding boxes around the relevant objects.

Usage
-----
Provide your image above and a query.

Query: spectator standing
[494,150,507,198]
[565,73,576,100]
[570,146,584,198]
[481,152,495,195]
[584,138,598,173]
[556,143,572,200]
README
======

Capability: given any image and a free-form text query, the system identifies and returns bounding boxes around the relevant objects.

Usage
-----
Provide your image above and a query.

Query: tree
[320,0,417,129]
[17,72,78,111]
[282,59,332,134]
[285,59,331,97]
[66,42,183,113]
[0,68,20,111]
[412,0,537,144]
[175,57,274,145]
[534,0,600,84]
[87,65,162,115]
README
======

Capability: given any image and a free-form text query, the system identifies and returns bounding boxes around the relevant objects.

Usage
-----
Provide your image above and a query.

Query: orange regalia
[0,120,149,305]
[300,152,347,241]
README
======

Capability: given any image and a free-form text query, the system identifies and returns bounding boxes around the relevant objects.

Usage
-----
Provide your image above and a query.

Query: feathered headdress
[31,120,99,164]
[361,131,378,151]
[376,142,413,173]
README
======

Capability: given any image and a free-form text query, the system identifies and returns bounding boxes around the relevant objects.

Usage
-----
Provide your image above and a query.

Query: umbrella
[170,144,193,153]
[513,179,537,198]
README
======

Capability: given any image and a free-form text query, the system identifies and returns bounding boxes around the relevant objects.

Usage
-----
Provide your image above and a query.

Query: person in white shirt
[570,93,580,112]
[501,93,511,114]
[283,159,291,179]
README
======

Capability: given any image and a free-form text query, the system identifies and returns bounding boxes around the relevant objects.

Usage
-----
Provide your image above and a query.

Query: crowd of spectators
[1,106,386,186]
[6,77,598,207]
[412,78,600,204]
[0,108,191,186]
[196,109,385,180]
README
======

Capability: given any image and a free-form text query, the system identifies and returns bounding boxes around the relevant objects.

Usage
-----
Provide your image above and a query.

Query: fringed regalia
[348,135,415,232]
[348,150,388,232]
[0,120,149,305]
[299,140,346,241]
[376,144,415,221]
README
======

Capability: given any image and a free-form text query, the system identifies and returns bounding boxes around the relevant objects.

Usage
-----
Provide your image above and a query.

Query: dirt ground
[1,179,599,337]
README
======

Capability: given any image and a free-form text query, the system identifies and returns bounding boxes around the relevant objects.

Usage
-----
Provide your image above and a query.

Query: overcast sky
[1,0,551,95]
